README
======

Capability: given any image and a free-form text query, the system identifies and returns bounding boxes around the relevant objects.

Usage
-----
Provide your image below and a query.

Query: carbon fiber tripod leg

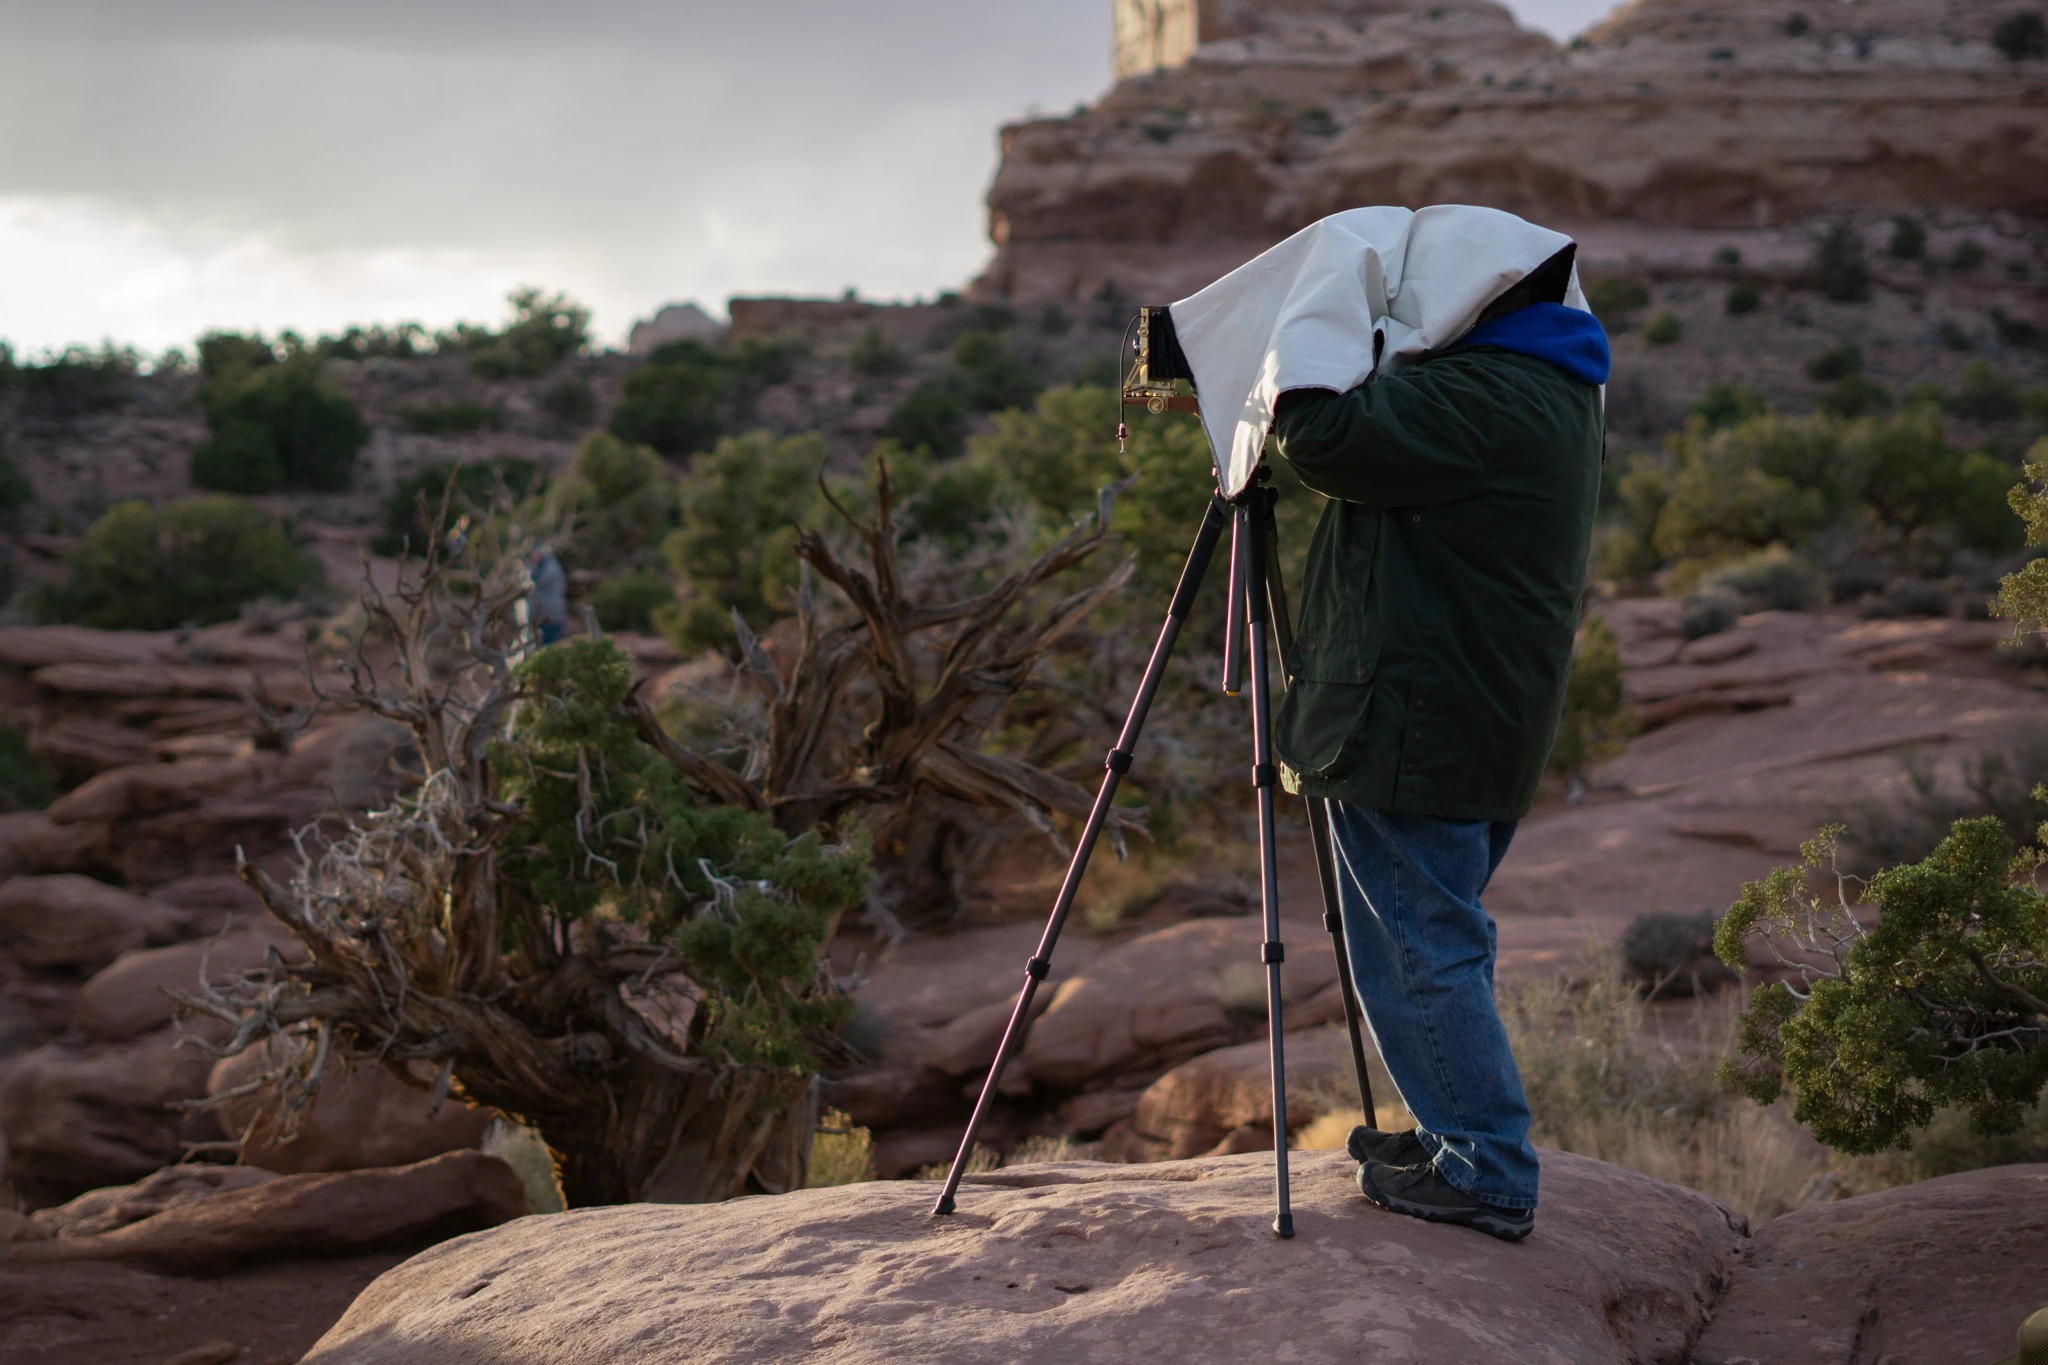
[1255,481,1377,1129]
[1239,499,1293,1238]
[931,495,1230,1218]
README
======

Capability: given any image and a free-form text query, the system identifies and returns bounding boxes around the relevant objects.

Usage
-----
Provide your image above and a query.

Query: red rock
[208,1046,493,1175]
[0,627,171,672]
[0,873,189,971]
[1021,917,1338,1092]
[35,1163,281,1237]
[1694,1163,2048,1365]
[299,1149,1743,1364]
[159,1340,241,1365]
[981,0,2048,302]
[915,994,1047,1079]
[0,1207,49,1242]
[1,1025,217,1202]
[11,1150,526,1271]
[1103,1026,1361,1162]
[73,929,295,1043]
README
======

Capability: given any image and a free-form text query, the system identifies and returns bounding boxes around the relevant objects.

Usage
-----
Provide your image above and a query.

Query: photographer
[1269,249,1610,1241]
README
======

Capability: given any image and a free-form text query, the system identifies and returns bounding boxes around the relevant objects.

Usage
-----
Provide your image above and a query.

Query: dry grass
[1503,961,1828,1226]
[483,1118,568,1214]
[807,1108,878,1188]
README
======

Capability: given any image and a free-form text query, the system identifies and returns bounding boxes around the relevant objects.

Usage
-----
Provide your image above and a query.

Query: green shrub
[1942,362,2024,423]
[1643,312,1683,346]
[589,566,673,634]
[1698,544,1823,612]
[1841,728,2048,868]
[0,724,52,811]
[1817,373,1892,419]
[1689,383,1770,431]
[397,399,502,435]
[1938,320,1975,352]
[1584,277,1651,329]
[34,497,315,630]
[1888,215,1927,260]
[1805,344,1864,382]
[1039,304,1072,336]
[192,356,369,493]
[1712,245,1743,268]
[609,338,793,458]
[0,456,33,513]
[1724,285,1762,316]
[374,457,546,557]
[315,322,430,362]
[1952,239,1989,274]
[1814,225,1871,302]
[461,288,590,379]
[657,431,821,653]
[951,330,1041,412]
[541,373,598,428]
[1995,10,2048,60]
[1547,616,1636,778]
[1715,819,2048,1154]
[847,328,907,378]
[1680,590,1742,639]
[1784,12,1811,36]
[547,433,675,573]
[8,344,136,421]
[883,378,972,457]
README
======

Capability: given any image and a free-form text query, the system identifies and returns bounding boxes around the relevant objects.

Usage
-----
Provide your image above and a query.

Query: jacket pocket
[1275,637,1381,781]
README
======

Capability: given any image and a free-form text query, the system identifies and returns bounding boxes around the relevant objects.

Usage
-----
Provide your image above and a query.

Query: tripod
[930,471,1380,1239]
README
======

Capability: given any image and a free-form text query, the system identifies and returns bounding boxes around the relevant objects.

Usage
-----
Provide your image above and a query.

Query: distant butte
[975,0,2048,301]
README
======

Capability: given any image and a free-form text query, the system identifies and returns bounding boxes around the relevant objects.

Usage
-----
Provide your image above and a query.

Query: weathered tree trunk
[535,1060,817,1207]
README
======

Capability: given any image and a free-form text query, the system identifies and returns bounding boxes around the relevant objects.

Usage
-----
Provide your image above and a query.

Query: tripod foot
[1272,1212,1294,1239]
[931,1194,956,1217]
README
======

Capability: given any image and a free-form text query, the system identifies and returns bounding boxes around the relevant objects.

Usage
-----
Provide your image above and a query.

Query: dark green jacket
[1270,348,1603,821]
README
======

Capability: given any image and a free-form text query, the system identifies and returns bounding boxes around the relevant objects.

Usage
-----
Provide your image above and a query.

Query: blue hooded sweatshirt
[1453,301,1611,386]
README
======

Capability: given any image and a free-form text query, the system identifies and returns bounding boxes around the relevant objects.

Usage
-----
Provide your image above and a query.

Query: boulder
[1104,1026,1362,1162]
[74,928,295,1042]
[0,1024,216,1202]
[1021,917,1339,1091]
[0,873,189,971]
[301,1149,1743,1364]
[34,1163,280,1237]
[9,1150,526,1271]
[1694,1163,2048,1365]
[207,1047,494,1175]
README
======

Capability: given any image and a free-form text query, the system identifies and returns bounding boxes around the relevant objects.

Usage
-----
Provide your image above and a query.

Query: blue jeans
[1326,801,1539,1209]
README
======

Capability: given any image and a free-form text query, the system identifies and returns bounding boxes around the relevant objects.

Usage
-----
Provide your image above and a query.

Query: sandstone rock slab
[1693,1163,2048,1365]
[0,873,189,971]
[74,927,295,1042]
[208,1046,494,1175]
[301,1149,1742,1364]
[11,1150,526,1271]
[0,1024,216,1202]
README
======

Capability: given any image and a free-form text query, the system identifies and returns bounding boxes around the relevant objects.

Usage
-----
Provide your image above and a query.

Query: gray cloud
[0,1,1620,349]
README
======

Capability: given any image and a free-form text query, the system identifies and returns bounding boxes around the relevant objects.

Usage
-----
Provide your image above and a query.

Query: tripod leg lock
[1251,762,1276,789]
[1105,748,1133,774]
[1323,910,1341,933]
[1261,940,1285,964]
[1025,956,1050,981]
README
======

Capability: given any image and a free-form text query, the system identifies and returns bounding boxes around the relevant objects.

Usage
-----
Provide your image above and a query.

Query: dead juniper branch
[181,530,868,1206]
[644,453,1143,927]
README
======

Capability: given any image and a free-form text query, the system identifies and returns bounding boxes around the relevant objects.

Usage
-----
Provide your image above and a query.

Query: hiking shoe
[1345,1126,1430,1168]
[1357,1159,1535,1242]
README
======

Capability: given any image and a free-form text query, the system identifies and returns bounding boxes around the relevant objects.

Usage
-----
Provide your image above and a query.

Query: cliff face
[982,0,2048,300]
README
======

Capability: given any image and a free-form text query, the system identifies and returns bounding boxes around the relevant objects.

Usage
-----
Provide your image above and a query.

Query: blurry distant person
[524,544,568,646]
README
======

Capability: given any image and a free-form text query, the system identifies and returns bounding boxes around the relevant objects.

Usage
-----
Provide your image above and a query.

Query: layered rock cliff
[982,0,2048,300]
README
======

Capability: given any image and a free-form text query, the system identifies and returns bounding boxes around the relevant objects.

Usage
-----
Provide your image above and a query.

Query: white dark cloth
[1167,205,1591,497]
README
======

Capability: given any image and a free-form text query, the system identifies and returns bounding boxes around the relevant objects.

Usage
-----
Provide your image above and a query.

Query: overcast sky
[0,0,1623,356]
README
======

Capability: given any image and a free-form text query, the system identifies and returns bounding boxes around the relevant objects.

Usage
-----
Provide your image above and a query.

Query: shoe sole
[1357,1164,1535,1242]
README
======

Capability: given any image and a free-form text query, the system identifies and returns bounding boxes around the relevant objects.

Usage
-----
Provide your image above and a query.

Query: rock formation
[301,1149,1747,1364]
[981,0,2048,301]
